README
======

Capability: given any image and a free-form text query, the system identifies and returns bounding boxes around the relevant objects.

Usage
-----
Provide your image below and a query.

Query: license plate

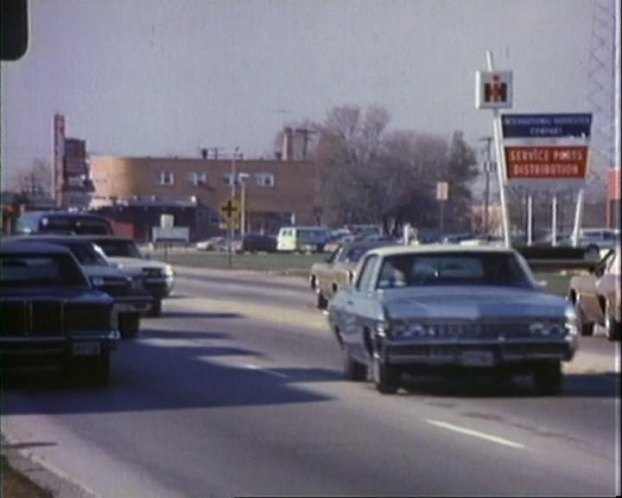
[461,351,494,367]
[73,342,101,356]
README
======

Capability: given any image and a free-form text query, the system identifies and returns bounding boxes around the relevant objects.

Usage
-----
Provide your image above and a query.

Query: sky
[0,0,605,190]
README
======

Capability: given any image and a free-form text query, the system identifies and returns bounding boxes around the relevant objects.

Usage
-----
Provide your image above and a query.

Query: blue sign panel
[501,113,592,139]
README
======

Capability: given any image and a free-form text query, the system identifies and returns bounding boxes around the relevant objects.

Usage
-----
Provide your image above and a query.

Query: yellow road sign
[220,197,239,222]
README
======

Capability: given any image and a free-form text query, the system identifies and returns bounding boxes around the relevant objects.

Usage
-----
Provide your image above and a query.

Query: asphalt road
[1,268,620,497]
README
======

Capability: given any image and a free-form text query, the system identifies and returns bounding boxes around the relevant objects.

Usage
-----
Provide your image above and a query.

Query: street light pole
[238,173,250,236]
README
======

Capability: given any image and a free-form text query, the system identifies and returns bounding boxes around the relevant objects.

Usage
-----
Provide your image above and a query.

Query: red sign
[504,146,588,180]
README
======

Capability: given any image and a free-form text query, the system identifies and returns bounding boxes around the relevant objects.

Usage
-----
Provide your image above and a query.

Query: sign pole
[551,193,558,247]
[527,194,533,245]
[572,188,585,247]
[486,51,512,248]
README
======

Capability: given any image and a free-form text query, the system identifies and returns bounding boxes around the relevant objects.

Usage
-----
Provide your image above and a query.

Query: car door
[578,252,614,322]
[341,254,380,363]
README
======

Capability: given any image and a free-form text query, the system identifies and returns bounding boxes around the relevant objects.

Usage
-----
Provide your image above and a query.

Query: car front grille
[394,321,534,339]
[30,301,63,336]
[65,303,110,331]
[1,300,110,336]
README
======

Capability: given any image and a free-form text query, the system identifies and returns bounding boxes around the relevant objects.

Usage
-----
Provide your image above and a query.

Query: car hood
[381,286,568,321]
[81,264,132,278]
[107,257,169,274]
[1,286,113,302]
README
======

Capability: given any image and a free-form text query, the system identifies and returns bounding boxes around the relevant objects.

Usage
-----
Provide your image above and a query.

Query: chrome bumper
[383,336,578,366]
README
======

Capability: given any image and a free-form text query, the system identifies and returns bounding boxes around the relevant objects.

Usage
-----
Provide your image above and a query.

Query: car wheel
[575,298,594,336]
[148,299,162,317]
[533,361,562,395]
[316,290,328,310]
[604,301,621,342]
[119,312,140,339]
[372,357,400,394]
[342,346,367,381]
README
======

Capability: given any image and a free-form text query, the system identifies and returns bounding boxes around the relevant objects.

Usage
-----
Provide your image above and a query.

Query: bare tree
[18,159,52,197]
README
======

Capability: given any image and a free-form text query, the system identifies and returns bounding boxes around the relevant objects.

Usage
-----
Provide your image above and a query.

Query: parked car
[327,245,578,395]
[9,235,153,338]
[310,240,396,309]
[240,233,277,253]
[575,228,620,253]
[196,236,226,251]
[276,226,330,253]
[85,236,174,317]
[568,246,621,341]
[0,240,120,385]
[15,210,114,236]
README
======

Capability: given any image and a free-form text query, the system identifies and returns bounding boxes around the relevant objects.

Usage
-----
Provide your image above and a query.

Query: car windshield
[0,253,89,288]
[376,252,533,289]
[93,240,143,259]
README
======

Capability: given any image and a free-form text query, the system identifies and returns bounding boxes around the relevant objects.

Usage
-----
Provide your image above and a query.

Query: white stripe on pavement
[244,364,289,379]
[426,419,525,449]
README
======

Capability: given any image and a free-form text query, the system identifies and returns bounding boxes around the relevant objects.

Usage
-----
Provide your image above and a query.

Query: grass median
[152,249,571,297]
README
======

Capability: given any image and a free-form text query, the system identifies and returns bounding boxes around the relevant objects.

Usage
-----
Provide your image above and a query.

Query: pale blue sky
[1,0,599,189]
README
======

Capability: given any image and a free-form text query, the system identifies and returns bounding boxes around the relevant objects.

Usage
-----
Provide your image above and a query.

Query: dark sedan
[0,241,120,385]
[8,235,153,338]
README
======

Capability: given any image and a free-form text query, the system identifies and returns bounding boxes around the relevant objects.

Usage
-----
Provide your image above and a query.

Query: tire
[575,299,594,336]
[372,357,400,394]
[119,312,140,339]
[316,290,328,310]
[148,299,162,317]
[342,346,367,381]
[533,361,562,395]
[604,301,621,342]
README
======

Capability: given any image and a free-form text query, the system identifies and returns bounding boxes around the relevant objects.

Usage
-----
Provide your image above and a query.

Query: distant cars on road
[327,244,578,395]
[0,240,120,385]
[568,246,621,341]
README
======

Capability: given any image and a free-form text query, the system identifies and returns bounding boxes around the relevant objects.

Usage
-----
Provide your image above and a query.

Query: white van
[276,226,330,253]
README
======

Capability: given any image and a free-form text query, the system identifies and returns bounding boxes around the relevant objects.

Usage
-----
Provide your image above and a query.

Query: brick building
[88,156,322,241]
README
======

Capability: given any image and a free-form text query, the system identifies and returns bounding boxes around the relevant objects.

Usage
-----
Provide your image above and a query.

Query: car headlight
[163,265,174,277]
[91,276,105,287]
[529,321,546,335]
[529,319,570,337]
[564,305,578,336]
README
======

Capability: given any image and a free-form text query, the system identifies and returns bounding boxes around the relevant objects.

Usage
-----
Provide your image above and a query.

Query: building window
[159,171,175,186]
[224,173,244,186]
[255,173,275,187]
[188,172,207,186]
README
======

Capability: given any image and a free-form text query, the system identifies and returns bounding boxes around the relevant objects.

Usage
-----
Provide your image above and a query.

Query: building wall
[89,156,322,236]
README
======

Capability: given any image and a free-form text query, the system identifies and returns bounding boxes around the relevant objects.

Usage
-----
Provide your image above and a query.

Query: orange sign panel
[504,146,588,180]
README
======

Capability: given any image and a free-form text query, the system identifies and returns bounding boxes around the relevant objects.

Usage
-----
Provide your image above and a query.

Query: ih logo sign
[476,71,513,109]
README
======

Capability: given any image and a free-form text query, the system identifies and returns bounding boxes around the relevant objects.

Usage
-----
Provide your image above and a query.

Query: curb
[1,433,97,498]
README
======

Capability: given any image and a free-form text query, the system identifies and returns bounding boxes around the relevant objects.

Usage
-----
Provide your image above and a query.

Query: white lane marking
[427,419,525,449]
[244,364,289,379]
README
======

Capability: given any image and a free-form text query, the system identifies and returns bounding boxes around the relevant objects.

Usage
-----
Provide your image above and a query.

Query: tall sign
[475,71,513,109]
[53,114,65,207]
[500,113,592,189]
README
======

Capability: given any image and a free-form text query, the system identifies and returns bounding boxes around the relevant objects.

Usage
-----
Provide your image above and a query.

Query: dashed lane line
[426,419,526,449]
